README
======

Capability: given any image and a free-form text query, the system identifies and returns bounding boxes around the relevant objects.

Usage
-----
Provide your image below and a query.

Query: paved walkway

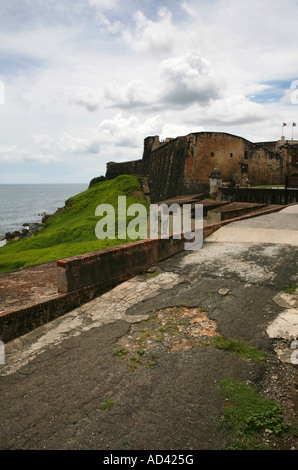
[0,207,297,450]
[207,205,298,245]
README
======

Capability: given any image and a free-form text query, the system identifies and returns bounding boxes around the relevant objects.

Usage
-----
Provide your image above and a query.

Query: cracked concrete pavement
[0,206,297,450]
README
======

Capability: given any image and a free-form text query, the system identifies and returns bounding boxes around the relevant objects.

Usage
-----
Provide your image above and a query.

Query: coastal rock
[41,212,52,224]
[5,232,14,240]
[5,223,42,242]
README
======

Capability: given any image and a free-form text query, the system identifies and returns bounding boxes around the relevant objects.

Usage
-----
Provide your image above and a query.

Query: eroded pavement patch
[115,306,219,371]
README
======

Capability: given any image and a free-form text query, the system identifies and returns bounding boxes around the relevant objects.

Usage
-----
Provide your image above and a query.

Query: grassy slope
[0,175,148,273]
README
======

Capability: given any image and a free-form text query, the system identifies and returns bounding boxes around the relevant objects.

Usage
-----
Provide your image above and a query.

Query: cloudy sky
[1,0,298,184]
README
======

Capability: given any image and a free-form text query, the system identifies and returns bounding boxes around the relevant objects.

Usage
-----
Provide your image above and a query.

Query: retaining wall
[57,236,187,293]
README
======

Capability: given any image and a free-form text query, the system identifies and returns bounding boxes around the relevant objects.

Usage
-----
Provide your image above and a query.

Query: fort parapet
[106,132,298,203]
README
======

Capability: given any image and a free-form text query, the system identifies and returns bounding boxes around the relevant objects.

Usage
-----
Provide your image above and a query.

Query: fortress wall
[183,132,285,187]
[184,133,246,189]
[287,145,298,173]
[242,141,284,185]
[255,141,279,151]
[145,136,192,203]
[105,132,291,201]
[106,159,143,180]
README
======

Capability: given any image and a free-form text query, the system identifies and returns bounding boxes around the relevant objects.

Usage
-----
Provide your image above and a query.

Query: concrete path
[0,207,297,450]
[207,204,298,245]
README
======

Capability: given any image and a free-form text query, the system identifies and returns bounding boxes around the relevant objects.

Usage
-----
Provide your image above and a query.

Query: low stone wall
[219,187,298,205]
[0,280,124,343]
[57,236,188,293]
[206,202,266,224]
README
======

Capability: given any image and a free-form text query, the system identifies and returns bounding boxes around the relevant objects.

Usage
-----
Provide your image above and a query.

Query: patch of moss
[220,378,288,449]
[146,271,159,279]
[116,348,130,360]
[284,282,297,294]
[99,398,114,410]
[205,335,268,364]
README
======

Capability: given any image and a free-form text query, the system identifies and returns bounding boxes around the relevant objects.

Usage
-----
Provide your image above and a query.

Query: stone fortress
[106,132,298,203]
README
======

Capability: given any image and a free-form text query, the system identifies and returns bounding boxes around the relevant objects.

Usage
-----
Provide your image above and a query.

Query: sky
[1,0,298,184]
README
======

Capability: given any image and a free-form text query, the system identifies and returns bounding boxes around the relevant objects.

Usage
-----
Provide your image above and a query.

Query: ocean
[0,184,87,241]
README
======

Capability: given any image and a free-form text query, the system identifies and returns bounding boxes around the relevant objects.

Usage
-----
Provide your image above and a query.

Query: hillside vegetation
[0,175,148,273]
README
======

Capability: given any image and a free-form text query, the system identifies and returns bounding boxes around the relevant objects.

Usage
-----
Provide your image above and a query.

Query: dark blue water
[0,184,87,239]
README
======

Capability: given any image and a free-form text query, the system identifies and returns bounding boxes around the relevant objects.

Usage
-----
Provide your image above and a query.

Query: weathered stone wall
[184,133,246,189]
[106,159,143,179]
[184,133,284,188]
[244,140,284,185]
[286,144,298,173]
[57,236,187,294]
[146,136,195,203]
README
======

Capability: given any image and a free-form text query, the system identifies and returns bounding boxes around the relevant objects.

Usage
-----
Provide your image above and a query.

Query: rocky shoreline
[0,212,52,245]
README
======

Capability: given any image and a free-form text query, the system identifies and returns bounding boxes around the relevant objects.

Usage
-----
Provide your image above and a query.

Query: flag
[293,122,296,126]
[283,123,287,126]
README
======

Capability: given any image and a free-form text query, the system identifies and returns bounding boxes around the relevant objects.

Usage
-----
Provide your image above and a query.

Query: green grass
[146,271,159,279]
[220,378,288,449]
[99,398,114,410]
[205,335,268,364]
[0,175,149,273]
[284,282,298,294]
[115,348,130,360]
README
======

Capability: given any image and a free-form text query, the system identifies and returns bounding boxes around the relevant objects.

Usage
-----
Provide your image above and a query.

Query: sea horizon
[0,183,88,239]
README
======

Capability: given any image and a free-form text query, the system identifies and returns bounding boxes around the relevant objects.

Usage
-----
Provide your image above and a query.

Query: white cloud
[57,87,103,112]
[88,0,122,33]
[104,52,223,111]
[104,79,151,109]
[57,133,100,154]
[214,100,267,126]
[88,0,119,11]
[123,8,181,55]
[98,113,164,149]
[0,145,57,163]
[159,53,222,106]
